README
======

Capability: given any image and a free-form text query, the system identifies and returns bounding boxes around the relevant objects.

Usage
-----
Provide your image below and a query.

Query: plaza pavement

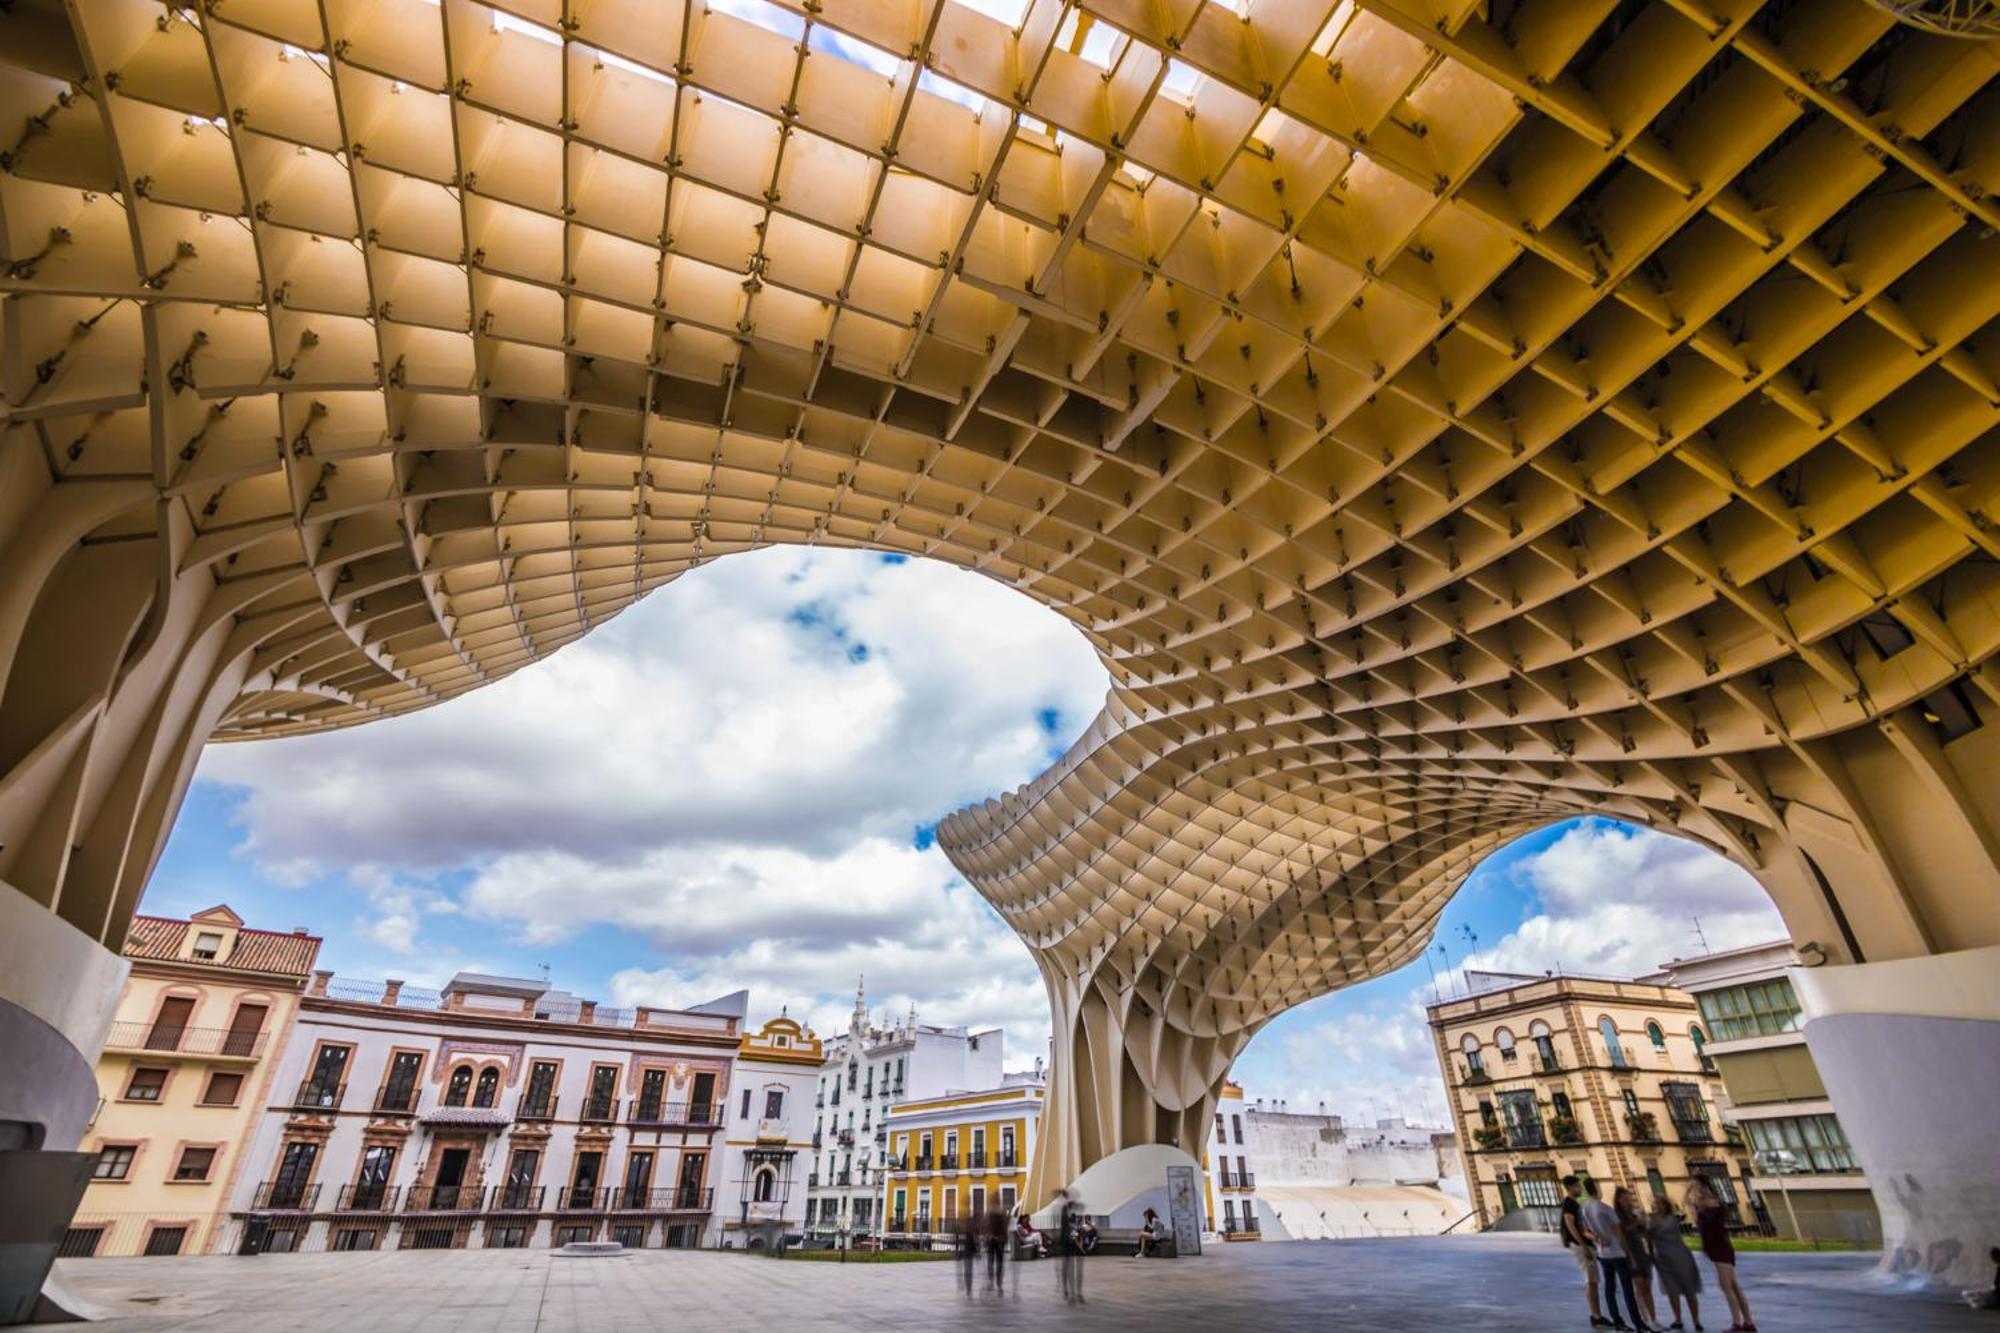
[35,1235,1988,1332]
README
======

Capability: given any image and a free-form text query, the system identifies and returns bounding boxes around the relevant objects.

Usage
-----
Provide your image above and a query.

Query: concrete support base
[0,882,128,1324]
[1794,945,2000,1289]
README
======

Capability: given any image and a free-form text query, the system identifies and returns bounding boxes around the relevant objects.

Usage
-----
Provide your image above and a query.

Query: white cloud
[195,548,1103,1059]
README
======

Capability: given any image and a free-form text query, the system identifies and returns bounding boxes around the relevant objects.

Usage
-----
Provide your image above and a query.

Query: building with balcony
[219,970,801,1252]
[1427,970,1754,1235]
[1659,942,1881,1247]
[716,1014,820,1249]
[1203,1082,1260,1241]
[882,1074,1043,1248]
[802,979,1001,1249]
[66,905,321,1258]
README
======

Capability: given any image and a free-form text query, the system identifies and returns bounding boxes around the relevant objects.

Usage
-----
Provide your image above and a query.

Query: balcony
[939,1153,959,1171]
[1505,1124,1547,1150]
[516,1094,559,1122]
[1537,1053,1564,1074]
[559,1186,610,1211]
[914,1155,934,1171]
[289,1079,345,1112]
[373,1086,420,1115]
[968,1151,987,1169]
[1218,1169,1235,1188]
[104,1021,267,1060]
[404,1184,482,1212]
[835,1170,852,1187]
[334,1183,399,1211]
[1461,1064,1491,1086]
[837,1129,855,1147]
[581,1097,617,1124]
[1672,1118,1714,1145]
[490,1184,545,1212]
[250,1181,321,1211]
[624,1098,722,1129]
[610,1187,714,1213]
[997,1153,1018,1169]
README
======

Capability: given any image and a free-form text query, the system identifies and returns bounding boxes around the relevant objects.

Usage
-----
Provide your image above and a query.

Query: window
[488,1225,528,1249]
[612,1224,646,1248]
[333,1228,380,1251]
[1000,1186,1016,1216]
[1646,1167,1669,1201]
[144,1226,188,1257]
[1495,1028,1517,1061]
[1622,1089,1641,1118]
[500,1148,540,1209]
[742,1088,754,1119]
[690,1070,715,1121]
[1599,1017,1625,1067]
[1744,1114,1859,1175]
[522,1061,558,1118]
[201,1071,244,1106]
[1531,1022,1558,1070]
[1515,1166,1562,1208]
[1477,1100,1496,1127]
[1647,1021,1666,1051]
[1662,1082,1712,1142]
[1551,1091,1574,1120]
[1231,1114,1244,1144]
[174,1146,216,1181]
[354,1145,396,1207]
[270,1140,319,1208]
[765,1089,785,1120]
[1223,1199,1237,1229]
[1461,1034,1484,1075]
[94,1145,136,1180]
[378,1052,422,1112]
[191,931,223,960]
[1691,1026,1713,1071]
[473,1067,500,1109]
[585,1066,619,1121]
[58,1228,105,1258]
[754,1169,776,1203]
[1215,1113,1226,1143]
[125,1067,168,1102]
[445,1065,473,1107]
[1696,979,1802,1041]
[554,1224,596,1246]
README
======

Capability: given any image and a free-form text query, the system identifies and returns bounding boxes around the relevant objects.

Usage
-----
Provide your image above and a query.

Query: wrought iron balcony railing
[251,1181,321,1211]
[105,1021,268,1058]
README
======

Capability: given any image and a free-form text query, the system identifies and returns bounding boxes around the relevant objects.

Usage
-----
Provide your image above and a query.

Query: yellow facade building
[65,906,320,1257]
[882,1077,1043,1245]
[1428,971,1755,1235]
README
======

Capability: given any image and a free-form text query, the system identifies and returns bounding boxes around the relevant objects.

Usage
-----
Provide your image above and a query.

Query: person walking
[1057,1191,1085,1305]
[982,1204,1009,1294]
[1584,1178,1642,1331]
[1647,1194,1704,1331]
[1687,1181,1755,1332]
[1617,1187,1664,1332]
[954,1211,977,1298]
[1562,1175,1609,1328]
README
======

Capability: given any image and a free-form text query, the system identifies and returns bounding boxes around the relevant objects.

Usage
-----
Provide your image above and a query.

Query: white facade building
[222,971,813,1252]
[1222,1099,1465,1241]
[803,981,1002,1247]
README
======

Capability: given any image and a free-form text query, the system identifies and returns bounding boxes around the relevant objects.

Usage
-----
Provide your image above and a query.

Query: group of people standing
[953,1197,1108,1304]
[1561,1175,1756,1332]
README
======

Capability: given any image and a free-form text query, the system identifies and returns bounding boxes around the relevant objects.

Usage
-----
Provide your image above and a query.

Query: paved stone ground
[37,1236,1988,1332]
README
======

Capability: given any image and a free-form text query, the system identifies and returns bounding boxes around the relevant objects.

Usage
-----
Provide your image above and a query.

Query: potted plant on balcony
[1626,1110,1661,1142]
[1549,1115,1583,1145]
[1473,1125,1506,1150]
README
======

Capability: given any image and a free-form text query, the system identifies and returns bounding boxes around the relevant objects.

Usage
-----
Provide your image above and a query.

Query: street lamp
[1756,1149,1806,1246]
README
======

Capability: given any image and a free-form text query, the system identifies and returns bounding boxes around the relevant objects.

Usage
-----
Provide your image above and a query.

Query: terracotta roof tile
[124,914,321,978]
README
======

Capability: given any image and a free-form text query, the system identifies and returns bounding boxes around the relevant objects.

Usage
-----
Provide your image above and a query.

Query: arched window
[1646,1021,1666,1051]
[445,1064,473,1107]
[1495,1028,1517,1061]
[1599,1016,1626,1068]
[754,1168,776,1202]
[1528,1020,1557,1070]
[1461,1033,1485,1076]
[473,1067,500,1108]
[1691,1024,1713,1071]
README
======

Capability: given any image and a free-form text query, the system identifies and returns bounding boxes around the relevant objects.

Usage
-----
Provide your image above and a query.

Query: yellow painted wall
[77,966,307,1256]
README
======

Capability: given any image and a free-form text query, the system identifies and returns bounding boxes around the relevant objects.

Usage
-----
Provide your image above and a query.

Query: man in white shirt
[1582,1179,1642,1331]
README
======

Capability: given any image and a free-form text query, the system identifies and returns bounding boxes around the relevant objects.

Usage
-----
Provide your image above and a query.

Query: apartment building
[1205,1082,1259,1240]
[881,1074,1043,1247]
[802,981,1001,1248]
[1660,942,1881,1245]
[64,905,320,1258]
[219,970,809,1252]
[1428,970,1755,1233]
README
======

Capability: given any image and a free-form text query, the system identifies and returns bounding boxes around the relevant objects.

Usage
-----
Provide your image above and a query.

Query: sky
[144,547,1787,1126]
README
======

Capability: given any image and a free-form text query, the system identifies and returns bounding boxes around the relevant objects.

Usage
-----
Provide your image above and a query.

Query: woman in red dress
[1687,1180,1755,1332]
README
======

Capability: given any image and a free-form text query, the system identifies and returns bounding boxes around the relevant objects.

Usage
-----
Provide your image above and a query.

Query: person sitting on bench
[1073,1215,1099,1254]
[1015,1212,1048,1258]
[1136,1208,1162,1258]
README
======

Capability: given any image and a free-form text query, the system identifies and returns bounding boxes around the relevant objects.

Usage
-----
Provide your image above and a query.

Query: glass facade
[1696,978,1803,1041]
[1744,1114,1859,1174]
